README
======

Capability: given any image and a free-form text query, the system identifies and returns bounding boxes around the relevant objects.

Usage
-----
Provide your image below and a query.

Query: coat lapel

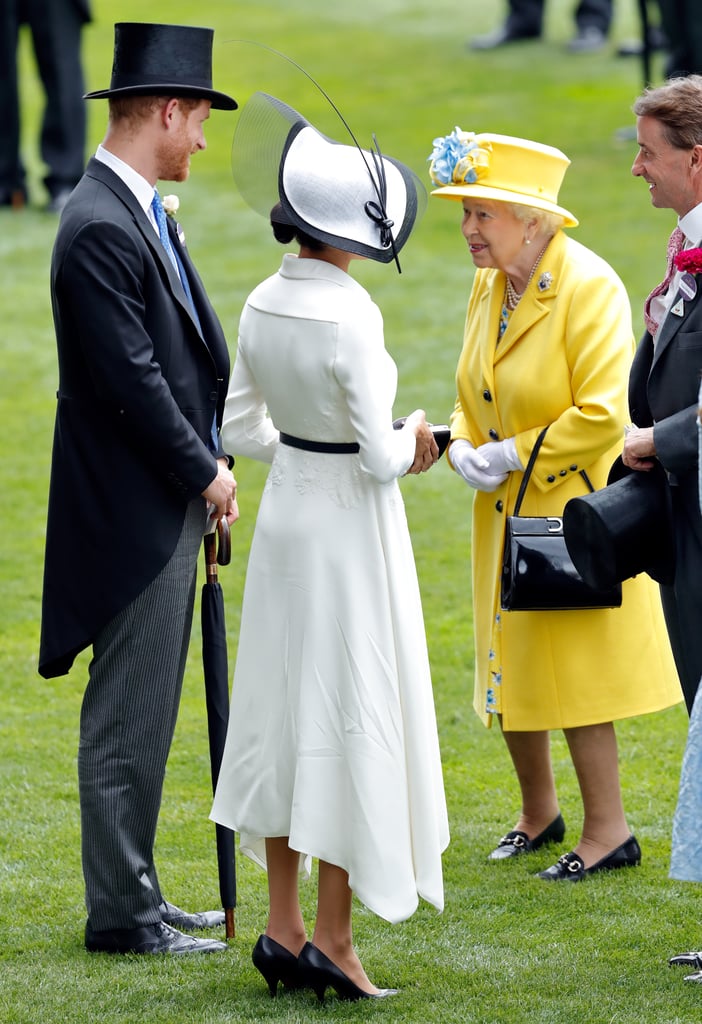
[651,287,699,369]
[85,159,204,338]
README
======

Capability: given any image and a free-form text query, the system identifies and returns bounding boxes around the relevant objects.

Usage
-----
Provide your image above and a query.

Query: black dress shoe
[159,899,225,931]
[538,835,641,881]
[252,934,305,997]
[488,813,565,860]
[470,24,540,50]
[670,950,702,969]
[85,920,227,954]
[0,186,26,210]
[567,26,606,53]
[298,942,398,1003]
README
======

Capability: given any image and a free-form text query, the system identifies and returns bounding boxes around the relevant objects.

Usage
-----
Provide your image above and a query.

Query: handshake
[450,437,522,492]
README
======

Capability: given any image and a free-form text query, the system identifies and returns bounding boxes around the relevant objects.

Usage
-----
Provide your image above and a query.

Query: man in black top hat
[39,22,239,954]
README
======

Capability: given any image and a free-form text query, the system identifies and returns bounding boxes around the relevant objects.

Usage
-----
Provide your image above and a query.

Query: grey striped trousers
[78,498,207,931]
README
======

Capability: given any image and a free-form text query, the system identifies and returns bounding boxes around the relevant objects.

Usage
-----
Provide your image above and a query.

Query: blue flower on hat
[428,128,491,187]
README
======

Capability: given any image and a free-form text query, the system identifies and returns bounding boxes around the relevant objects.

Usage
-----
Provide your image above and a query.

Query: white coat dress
[210,254,449,924]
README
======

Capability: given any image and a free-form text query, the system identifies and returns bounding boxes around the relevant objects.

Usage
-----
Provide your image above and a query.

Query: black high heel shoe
[297,942,398,1002]
[252,934,304,997]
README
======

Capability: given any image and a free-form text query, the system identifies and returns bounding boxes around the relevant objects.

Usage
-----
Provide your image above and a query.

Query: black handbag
[500,427,623,611]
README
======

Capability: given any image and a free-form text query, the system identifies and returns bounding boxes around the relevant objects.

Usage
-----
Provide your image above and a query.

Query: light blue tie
[151,190,179,272]
[152,189,217,452]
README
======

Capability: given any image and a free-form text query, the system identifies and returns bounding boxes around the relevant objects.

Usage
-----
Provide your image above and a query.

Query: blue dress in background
[670,380,702,882]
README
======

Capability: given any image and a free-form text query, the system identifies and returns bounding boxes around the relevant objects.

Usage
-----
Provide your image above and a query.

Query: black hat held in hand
[84,22,237,110]
[563,456,675,588]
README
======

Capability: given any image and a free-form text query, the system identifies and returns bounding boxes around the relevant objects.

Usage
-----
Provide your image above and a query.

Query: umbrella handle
[204,517,231,579]
[217,516,231,566]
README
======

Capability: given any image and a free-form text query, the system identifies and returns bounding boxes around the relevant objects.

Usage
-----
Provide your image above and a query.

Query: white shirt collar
[679,202,702,247]
[94,144,158,232]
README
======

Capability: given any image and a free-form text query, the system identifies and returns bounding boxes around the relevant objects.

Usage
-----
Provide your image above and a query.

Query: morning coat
[39,158,230,678]
[629,247,702,712]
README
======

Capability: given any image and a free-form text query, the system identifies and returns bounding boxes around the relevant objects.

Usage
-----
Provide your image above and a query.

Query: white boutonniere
[162,194,179,217]
[162,194,185,244]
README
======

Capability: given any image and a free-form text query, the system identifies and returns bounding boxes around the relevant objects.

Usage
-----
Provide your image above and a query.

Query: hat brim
[231,92,424,264]
[431,183,578,227]
[83,84,237,111]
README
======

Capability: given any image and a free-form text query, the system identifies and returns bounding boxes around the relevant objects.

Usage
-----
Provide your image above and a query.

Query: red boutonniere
[674,248,702,274]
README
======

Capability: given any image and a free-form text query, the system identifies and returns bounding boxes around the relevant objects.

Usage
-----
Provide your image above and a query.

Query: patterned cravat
[151,190,179,272]
[643,225,686,336]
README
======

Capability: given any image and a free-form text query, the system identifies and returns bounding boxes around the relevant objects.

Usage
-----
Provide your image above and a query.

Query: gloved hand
[449,439,508,492]
[475,437,523,475]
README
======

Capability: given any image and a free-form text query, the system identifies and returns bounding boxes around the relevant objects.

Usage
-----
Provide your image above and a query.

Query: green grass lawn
[1,0,699,1021]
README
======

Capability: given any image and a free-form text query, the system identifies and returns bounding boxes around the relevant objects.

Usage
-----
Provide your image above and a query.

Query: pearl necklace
[504,240,551,310]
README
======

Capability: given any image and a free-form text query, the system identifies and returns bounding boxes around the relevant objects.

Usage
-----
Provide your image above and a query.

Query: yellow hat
[428,129,578,227]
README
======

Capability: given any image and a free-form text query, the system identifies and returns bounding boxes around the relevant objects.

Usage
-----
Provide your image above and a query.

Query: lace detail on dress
[265,444,363,509]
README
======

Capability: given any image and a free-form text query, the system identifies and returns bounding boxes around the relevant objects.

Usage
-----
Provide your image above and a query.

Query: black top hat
[84,23,237,110]
[563,457,675,588]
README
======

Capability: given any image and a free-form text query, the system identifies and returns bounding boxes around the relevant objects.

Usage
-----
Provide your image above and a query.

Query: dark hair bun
[270,201,296,244]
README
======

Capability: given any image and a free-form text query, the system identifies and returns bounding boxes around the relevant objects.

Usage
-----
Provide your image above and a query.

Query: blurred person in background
[0,0,91,212]
[471,0,612,53]
[429,127,680,882]
[657,0,702,77]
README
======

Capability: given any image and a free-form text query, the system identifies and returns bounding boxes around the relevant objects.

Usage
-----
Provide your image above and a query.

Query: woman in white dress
[210,93,449,1002]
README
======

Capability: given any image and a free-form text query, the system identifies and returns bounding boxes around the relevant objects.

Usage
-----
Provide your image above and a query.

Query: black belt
[279,432,360,454]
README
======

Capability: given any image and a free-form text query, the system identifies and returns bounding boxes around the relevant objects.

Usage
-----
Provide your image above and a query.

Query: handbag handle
[512,425,594,516]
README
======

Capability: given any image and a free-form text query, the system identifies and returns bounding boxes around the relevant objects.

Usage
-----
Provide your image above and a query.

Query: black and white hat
[232,92,424,267]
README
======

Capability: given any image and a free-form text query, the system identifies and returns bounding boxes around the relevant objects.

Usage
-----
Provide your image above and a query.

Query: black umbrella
[201,516,236,938]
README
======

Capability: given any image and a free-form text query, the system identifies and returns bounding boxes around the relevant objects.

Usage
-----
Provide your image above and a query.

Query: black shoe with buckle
[670,950,702,969]
[538,835,641,881]
[488,813,565,860]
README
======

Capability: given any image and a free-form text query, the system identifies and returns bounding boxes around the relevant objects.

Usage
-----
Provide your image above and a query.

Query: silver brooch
[537,271,552,292]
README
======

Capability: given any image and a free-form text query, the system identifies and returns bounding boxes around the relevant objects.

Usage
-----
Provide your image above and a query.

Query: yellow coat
[450,230,681,730]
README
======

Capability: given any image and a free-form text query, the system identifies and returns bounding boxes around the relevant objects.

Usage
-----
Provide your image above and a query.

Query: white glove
[449,439,508,492]
[475,437,523,475]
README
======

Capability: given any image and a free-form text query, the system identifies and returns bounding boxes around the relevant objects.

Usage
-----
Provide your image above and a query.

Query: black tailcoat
[39,158,230,677]
[629,285,702,711]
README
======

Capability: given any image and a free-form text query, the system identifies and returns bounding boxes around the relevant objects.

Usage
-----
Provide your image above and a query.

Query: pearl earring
[525,238,532,245]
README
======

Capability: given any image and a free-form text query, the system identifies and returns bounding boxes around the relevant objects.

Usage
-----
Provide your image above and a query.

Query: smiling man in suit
[624,75,702,716]
[39,22,239,954]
